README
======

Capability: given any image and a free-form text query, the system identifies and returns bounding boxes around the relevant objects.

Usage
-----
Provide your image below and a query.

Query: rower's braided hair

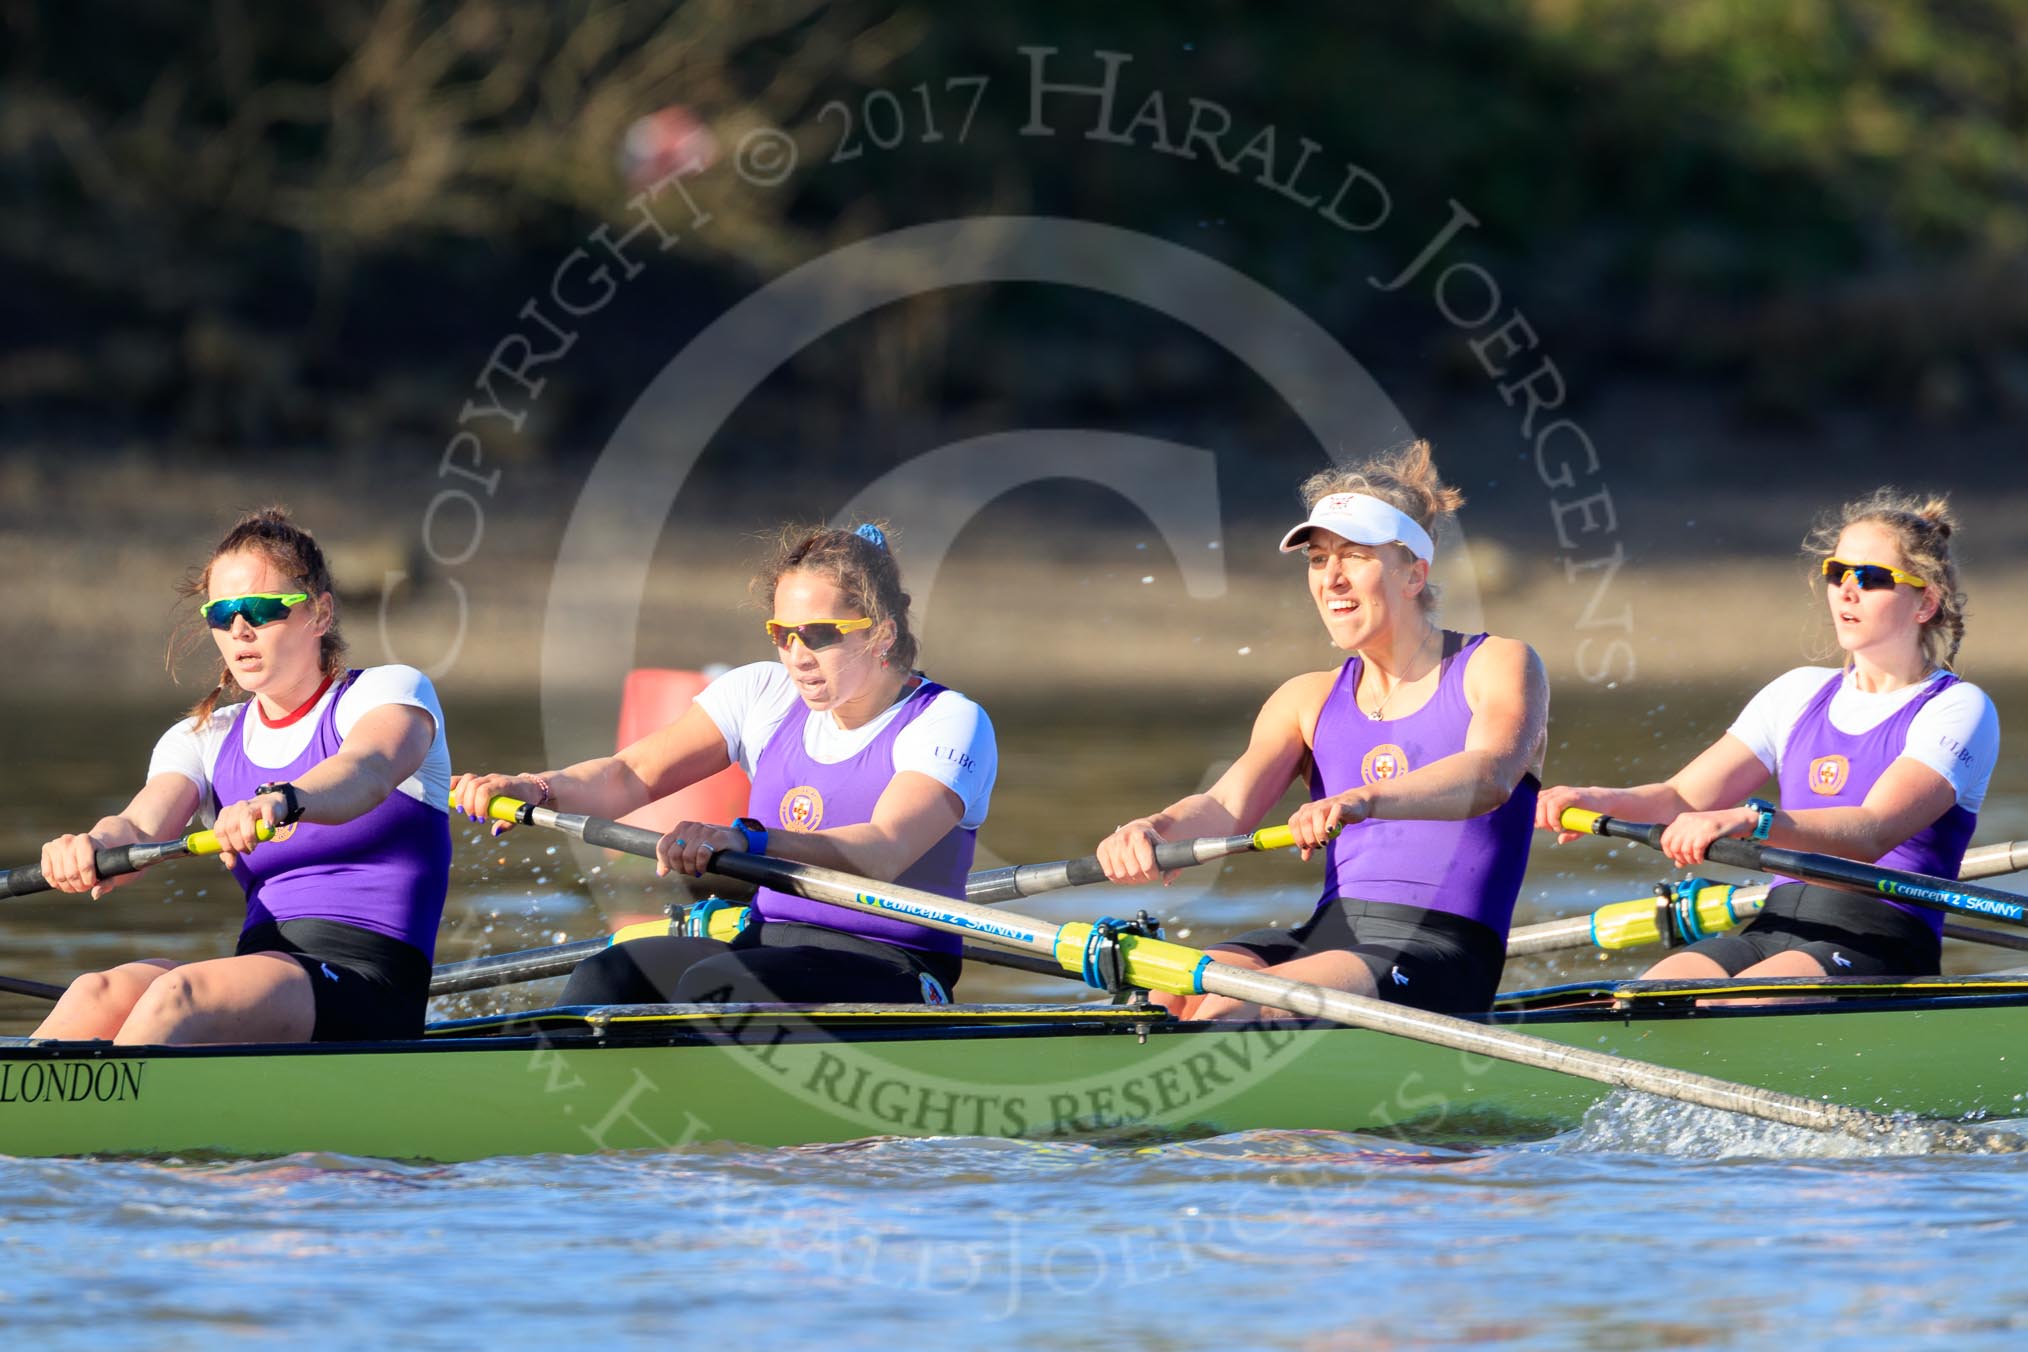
[1803,489,1966,672]
[170,507,346,726]
[1296,439,1464,613]
[753,520,917,670]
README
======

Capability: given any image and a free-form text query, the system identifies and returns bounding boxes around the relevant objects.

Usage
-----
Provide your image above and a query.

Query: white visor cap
[1276,492,1436,562]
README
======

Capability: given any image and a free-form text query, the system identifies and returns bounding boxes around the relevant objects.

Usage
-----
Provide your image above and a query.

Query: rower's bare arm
[452,703,733,826]
[1537,734,1769,842]
[613,703,737,805]
[1097,673,1324,884]
[1195,673,1329,829]
[38,772,204,897]
[1771,758,1959,862]
[298,704,434,820]
[1388,636,1548,818]
[215,705,435,859]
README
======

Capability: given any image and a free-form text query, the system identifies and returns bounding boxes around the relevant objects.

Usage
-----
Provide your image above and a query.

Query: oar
[0,974,66,1001]
[1,822,275,899]
[423,814,1324,996]
[966,824,1321,903]
[474,793,2019,1152]
[426,913,1076,997]
[1560,809,2028,932]
[559,819,1320,904]
[1508,837,2028,958]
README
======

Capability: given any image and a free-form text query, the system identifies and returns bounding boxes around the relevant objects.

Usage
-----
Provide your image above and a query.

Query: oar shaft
[1961,839,2028,879]
[5,847,133,899]
[1506,884,1770,957]
[1186,963,1987,1144]
[1568,811,2028,928]
[1943,922,2028,953]
[2,824,270,900]
[0,974,67,1001]
[964,826,1307,904]
[1509,839,2028,958]
[430,939,608,995]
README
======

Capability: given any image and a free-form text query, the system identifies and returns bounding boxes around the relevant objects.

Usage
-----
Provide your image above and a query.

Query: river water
[3,683,2027,1346]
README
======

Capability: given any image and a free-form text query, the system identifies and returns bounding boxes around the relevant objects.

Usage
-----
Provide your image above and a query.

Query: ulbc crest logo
[779,786,825,830]
[1808,754,1849,795]
[1361,744,1410,784]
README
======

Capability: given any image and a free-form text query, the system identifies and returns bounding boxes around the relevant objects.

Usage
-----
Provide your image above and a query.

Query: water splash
[1551,1089,2001,1159]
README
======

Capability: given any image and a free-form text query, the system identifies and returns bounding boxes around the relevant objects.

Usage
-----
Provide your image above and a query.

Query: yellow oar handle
[1558,807,1608,834]
[457,792,539,827]
[184,821,278,856]
[1248,821,1343,852]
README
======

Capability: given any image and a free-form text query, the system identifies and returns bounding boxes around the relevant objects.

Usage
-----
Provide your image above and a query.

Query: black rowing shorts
[1681,882,1942,977]
[238,918,433,1041]
[1216,899,1506,1015]
[560,919,963,1006]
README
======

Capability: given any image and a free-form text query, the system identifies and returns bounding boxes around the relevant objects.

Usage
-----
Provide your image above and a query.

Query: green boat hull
[3,987,2025,1161]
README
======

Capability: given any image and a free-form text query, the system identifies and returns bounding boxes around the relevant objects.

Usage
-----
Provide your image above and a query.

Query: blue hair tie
[854,523,887,550]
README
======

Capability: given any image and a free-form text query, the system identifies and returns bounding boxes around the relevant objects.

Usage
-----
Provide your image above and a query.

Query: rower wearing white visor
[1095,441,1549,1020]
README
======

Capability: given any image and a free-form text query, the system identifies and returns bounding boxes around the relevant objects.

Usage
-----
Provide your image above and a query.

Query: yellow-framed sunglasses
[1820,559,1927,592]
[764,617,874,651]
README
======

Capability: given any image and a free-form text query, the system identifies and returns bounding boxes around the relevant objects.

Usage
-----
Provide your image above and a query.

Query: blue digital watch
[732,817,770,856]
[1743,797,1776,844]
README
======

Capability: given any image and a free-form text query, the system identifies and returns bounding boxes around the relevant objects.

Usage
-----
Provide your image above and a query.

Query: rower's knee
[127,969,201,1027]
[63,969,122,1006]
[1640,951,1729,979]
[1737,951,1827,979]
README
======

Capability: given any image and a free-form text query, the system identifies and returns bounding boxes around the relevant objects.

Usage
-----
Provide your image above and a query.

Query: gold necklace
[1362,623,1439,720]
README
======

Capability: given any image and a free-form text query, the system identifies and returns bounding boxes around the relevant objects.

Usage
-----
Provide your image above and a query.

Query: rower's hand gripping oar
[1,822,276,899]
[966,823,1330,904]
[1559,809,2028,931]
[473,793,2022,1153]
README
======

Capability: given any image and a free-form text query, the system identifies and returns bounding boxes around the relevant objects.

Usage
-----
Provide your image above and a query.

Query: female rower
[34,509,453,1044]
[1096,442,1549,1019]
[1538,491,1995,979]
[452,523,995,1005]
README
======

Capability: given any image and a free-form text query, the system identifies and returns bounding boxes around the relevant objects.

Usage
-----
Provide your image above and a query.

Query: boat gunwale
[5,980,2028,1061]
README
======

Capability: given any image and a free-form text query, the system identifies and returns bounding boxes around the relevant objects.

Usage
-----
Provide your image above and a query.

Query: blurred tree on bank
[2,0,2024,465]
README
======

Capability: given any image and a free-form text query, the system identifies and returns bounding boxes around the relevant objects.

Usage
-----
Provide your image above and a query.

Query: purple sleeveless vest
[1773,671,1975,935]
[746,678,976,955]
[1308,632,1538,934]
[211,670,452,957]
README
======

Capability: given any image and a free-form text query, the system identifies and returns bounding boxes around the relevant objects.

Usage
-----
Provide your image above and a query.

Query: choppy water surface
[4,686,2028,1346]
[4,1118,2028,1348]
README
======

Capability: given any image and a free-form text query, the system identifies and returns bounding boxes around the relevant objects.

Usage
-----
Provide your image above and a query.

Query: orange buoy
[615,668,751,835]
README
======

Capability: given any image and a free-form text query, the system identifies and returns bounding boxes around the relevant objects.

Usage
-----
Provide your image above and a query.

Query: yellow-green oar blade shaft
[1505,884,1768,957]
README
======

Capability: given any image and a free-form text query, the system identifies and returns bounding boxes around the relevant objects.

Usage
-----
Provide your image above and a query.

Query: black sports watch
[255,781,306,826]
